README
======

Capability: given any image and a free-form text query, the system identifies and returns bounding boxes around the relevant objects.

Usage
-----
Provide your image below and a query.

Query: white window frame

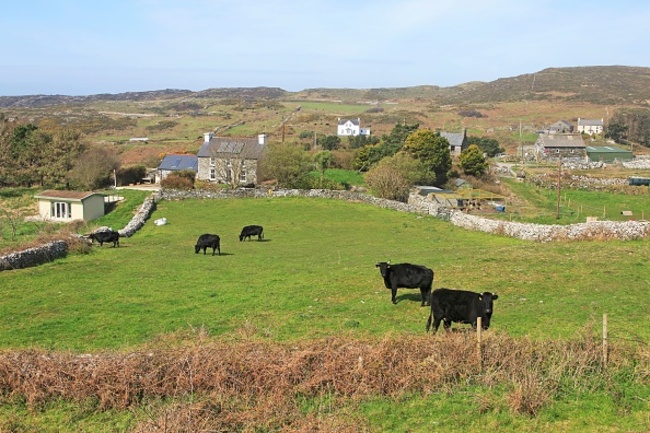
[51,201,71,219]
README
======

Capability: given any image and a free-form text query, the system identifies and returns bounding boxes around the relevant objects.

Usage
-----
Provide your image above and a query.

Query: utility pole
[556,155,561,220]
[519,120,524,164]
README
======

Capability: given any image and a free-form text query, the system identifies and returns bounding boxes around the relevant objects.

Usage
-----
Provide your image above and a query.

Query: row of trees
[606,108,650,146]
[0,116,121,190]
[262,123,494,201]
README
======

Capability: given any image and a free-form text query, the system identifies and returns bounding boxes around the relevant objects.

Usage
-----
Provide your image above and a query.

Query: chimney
[258,133,266,145]
[204,132,213,143]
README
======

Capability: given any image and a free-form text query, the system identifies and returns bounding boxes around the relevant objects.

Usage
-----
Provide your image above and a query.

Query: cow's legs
[426,313,433,332]
[419,288,430,306]
[391,284,398,304]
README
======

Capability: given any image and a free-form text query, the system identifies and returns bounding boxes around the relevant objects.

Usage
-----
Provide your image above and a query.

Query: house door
[52,201,71,219]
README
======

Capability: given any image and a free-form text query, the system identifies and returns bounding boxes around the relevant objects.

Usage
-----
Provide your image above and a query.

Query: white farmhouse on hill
[337,118,371,137]
[577,118,604,135]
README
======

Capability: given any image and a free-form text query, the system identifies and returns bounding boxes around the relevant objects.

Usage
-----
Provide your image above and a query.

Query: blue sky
[1,0,648,96]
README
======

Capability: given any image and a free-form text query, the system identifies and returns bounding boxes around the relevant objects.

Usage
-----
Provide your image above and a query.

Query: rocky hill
[2,66,649,108]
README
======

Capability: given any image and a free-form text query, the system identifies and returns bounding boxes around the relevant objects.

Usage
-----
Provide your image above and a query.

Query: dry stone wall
[2,187,648,272]
[0,196,156,272]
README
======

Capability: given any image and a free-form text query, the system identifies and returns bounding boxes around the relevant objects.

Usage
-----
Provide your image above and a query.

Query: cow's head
[479,292,498,329]
[375,261,390,277]
[194,244,201,254]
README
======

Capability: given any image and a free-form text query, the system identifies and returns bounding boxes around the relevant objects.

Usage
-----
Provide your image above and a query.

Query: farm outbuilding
[34,190,105,222]
[586,145,633,163]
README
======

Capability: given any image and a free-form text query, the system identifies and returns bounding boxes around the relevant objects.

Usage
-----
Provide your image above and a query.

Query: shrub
[160,174,194,190]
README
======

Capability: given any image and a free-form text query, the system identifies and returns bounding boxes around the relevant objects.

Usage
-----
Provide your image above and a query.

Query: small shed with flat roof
[34,190,105,222]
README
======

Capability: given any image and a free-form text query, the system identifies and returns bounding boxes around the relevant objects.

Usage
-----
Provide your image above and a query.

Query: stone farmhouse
[196,133,267,186]
[546,120,574,134]
[337,118,371,137]
[440,129,468,156]
[535,133,586,161]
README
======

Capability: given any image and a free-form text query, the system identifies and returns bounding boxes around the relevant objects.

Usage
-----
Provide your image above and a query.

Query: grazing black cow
[375,262,434,306]
[88,230,120,247]
[239,225,264,241]
[426,288,498,333]
[195,234,221,256]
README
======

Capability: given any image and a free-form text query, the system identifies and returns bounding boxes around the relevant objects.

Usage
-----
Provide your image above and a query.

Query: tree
[214,156,246,188]
[260,143,313,188]
[353,123,420,172]
[459,144,489,177]
[364,162,410,201]
[318,135,340,151]
[402,129,452,187]
[314,150,333,187]
[382,123,419,151]
[69,147,121,190]
[467,136,504,157]
[347,134,378,149]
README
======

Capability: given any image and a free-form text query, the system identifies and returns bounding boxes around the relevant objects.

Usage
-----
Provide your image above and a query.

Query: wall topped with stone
[0,240,68,271]
[0,195,157,272]
[162,188,650,242]
[2,187,648,272]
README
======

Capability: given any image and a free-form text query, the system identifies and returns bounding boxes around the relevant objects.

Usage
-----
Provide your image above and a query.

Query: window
[209,157,216,166]
[209,167,216,180]
[51,201,71,219]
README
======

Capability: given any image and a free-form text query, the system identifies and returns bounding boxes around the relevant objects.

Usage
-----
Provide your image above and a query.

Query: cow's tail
[426,312,433,333]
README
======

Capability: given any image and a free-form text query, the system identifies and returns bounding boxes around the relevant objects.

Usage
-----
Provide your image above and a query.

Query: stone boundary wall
[0,240,68,271]
[162,188,650,242]
[0,196,156,272]
[2,187,648,272]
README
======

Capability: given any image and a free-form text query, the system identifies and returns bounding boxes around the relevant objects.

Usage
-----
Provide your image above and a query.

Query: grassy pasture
[0,196,649,431]
[1,196,649,350]
[497,178,650,223]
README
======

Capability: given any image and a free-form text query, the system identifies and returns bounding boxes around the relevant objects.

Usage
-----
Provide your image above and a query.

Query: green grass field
[3,196,649,350]
[0,195,648,431]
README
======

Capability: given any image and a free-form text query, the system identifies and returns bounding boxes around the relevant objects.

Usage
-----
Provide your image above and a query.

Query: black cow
[239,225,264,241]
[195,234,221,256]
[88,230,120,247]
[375,262,434,306]
[426,288,498,333]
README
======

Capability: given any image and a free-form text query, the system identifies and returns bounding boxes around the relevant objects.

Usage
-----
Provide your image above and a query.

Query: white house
[337,118,370,137]
[34,190,105,222]
[577,118,604,135]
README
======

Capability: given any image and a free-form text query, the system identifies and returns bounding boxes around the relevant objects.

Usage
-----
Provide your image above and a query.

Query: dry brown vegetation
[1,330,647,431]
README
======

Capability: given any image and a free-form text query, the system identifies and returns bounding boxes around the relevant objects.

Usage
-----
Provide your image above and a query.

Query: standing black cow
[375,262,434,306]
[426,288,498,333]
[195,234,221,256]
[239,225,264,241]
[88,230,120,247]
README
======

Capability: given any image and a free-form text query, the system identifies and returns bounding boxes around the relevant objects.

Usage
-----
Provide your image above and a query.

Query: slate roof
[537,134,586,148]
[197,137,265,160]
[338,118,360,126]
[440,130,466,148]
[578,118,604,126]
[158,154,198,171]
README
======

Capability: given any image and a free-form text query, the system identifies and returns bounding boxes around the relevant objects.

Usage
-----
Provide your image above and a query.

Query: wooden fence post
[602,314,608,367]
[476,317,483,371]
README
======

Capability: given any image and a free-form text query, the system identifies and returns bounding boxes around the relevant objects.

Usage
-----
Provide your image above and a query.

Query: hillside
[2,65,650,165]
[2,66,650,108]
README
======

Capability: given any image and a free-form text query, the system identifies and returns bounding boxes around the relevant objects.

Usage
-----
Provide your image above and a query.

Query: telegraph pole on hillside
[556,155,562,220]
